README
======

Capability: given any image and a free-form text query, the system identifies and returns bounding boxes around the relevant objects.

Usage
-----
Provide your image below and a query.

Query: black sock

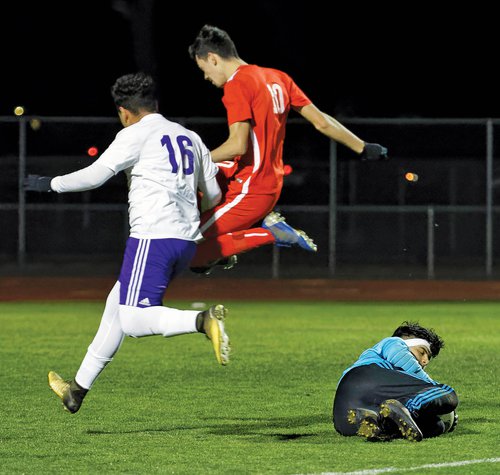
[196,312,205,333]
[71,380,88,395]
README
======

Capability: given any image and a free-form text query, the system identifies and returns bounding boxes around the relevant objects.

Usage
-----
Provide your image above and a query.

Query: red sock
[191,227,275,267]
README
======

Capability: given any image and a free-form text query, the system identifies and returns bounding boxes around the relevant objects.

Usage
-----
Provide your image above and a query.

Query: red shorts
[200,190,279,239]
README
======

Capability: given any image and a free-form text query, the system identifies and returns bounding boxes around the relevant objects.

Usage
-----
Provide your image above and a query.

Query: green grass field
[0,300,499,474]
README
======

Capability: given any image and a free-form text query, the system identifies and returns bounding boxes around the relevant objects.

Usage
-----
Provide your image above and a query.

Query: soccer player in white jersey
[24,72,231,414]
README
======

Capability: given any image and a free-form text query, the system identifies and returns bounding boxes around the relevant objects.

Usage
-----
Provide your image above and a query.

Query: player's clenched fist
[24,174,53,192]
[360,143,389,161]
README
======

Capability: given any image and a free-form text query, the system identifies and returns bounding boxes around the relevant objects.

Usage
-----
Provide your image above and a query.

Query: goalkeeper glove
[24,174,53,192]
[360,143,389,161]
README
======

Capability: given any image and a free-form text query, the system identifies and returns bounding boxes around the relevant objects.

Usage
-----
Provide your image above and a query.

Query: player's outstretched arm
[24,163,114,194]
[296,104,388,160]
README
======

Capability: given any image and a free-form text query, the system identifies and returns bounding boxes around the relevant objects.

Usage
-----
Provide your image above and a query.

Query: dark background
[3,1,499,119]
[3,1,500,280]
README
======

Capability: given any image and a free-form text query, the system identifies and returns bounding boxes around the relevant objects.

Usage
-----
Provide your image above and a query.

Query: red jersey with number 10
[222,64,311,196]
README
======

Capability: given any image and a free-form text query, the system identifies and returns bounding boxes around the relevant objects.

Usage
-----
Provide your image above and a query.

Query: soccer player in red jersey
[188,25,388,273]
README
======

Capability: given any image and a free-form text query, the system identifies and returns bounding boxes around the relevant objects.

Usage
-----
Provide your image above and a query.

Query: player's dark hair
[392,321,445,358]
[111,72,158,114]
[188,24,239,60]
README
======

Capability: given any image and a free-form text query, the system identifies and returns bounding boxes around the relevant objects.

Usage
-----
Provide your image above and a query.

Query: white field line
[295,457,500,475]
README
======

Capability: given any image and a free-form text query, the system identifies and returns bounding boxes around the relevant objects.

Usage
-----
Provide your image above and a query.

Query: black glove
[24,174,53,192]
[360,143,389,161]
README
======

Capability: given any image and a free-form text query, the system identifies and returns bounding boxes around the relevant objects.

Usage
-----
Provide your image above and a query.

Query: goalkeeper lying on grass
[333,321,458,442]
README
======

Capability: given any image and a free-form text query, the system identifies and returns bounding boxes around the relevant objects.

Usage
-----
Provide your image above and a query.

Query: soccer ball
[440,410,458,433]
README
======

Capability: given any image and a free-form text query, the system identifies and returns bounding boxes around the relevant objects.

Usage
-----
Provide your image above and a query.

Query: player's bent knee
[445,390,459,412]
[118,304,143,337]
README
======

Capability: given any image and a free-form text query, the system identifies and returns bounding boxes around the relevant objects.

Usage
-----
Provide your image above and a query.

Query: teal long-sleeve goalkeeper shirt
[339,336,435,385]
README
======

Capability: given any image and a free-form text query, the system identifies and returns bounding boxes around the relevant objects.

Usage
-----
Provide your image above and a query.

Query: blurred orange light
[87,146,99,157]
[405,172,418,182]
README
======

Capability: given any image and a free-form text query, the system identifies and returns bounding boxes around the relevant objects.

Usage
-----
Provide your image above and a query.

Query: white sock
[75,281,124,389]
[75,348,113,390]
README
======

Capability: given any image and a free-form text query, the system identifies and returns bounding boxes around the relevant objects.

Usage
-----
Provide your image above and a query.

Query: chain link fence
[2,115,500,279]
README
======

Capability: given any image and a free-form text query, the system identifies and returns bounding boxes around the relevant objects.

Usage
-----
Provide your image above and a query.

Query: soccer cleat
[190,265,213,275]
[379,399,423,442]
[222,255,238,270]
[262,211,317,252]
[347,407,379,426]
[347,408,394,442]
[48,371,88,414]
[202,304,230,365]
[357,416,384,440]
[191,255,238,276]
